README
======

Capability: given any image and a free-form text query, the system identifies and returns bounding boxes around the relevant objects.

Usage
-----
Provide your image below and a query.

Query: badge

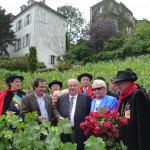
[125,110,130,119]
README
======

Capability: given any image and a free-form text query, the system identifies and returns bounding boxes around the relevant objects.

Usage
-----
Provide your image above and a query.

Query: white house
[7,0,66,68]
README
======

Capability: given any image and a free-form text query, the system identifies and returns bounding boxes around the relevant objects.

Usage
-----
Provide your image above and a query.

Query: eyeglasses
[92,87,104,91]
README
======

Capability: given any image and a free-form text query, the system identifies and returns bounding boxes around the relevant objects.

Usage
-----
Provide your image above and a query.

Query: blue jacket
[91,94,118,112]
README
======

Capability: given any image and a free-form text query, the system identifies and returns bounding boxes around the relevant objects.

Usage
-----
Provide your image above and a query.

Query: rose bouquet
[80,108,128,148]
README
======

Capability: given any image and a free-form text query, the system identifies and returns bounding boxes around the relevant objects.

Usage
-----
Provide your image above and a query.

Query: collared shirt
[34,93,49,121]
[69,94,78,126]
[93,98,102,112]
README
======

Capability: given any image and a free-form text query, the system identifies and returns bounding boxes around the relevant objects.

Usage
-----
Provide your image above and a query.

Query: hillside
[0,54,150,94]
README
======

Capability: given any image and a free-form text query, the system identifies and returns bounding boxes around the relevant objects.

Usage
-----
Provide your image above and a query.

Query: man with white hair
[56,78,91,150]
[90,79,118,112]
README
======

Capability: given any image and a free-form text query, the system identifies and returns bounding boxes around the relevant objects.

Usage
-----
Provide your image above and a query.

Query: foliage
[103,35,125,52]
[80,109,128,148]
[0,112,76,150]
[0,56,46,72]
[57,5,85,47]
[84,136,105,150]
[27,46,38,73]
[63,39,92,64]
[0,54,150,94]
[83,18,118,53]
[0,7,16,56]
[120,20,150,55]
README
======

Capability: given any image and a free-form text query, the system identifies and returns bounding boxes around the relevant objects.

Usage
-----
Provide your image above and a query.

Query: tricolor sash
[12,94,22,106]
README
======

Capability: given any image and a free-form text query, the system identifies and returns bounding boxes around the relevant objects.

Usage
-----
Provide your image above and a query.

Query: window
[15,38,21,51]
[49,55,55,64]
[16,19,22,31]
[40,12,46,23]
[23,33,31,47]
[26,14,30,25]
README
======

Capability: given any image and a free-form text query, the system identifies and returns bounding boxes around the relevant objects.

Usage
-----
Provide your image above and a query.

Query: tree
[27,46,38,73]
[0,7,16,56]
[83,18,118,53]
[57,5,85,49]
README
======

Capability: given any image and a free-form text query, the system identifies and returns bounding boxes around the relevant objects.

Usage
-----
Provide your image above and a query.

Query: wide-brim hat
[77,73,93,82]
[48,80,62,89]
[112,71,138,83]
[125,68,137,78]
[6,74,24,85]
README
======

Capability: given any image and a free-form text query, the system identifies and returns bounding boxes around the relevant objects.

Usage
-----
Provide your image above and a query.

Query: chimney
[42,0,45,4]
[27,0,35,6]
[20,5,27,12]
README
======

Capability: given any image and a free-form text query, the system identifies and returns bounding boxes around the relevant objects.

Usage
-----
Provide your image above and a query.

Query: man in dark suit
[56,78,91,150]
[20,78,58,123]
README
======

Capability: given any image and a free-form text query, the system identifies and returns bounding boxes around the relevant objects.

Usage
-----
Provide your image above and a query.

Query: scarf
[0,88,18,116]
[78,85,94,99]
[117,82,138,110]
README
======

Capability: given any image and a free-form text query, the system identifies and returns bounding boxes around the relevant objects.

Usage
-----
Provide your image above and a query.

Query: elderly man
[20,78,58,123]
[56,78,91,150]
[91,79,118,112]
[77,73,94,99]
[113,70,150,150]
[48,80,62,96]
[0,74,26,116]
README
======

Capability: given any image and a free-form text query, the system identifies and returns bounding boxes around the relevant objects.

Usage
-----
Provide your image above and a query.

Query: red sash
[0,88,18,116]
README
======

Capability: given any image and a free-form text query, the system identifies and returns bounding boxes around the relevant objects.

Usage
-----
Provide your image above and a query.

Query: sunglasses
[92,87,104,91]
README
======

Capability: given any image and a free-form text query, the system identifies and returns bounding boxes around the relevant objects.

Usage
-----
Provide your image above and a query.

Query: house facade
[8,0,66,68]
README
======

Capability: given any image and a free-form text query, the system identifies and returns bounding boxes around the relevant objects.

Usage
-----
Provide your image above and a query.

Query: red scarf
[117,82,138,110]
[78,85,95,99]
[0,88,18,116]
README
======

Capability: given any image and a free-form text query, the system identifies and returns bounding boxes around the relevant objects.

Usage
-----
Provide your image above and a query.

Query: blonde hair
[92,79,107,89]
[60,89,69,95]
[53,90,61,97]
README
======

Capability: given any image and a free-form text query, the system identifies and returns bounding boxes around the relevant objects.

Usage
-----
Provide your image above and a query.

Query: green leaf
[24,112,38,123]
[58,142,77,150]
[84,136,105,150]
[57,118,72,134]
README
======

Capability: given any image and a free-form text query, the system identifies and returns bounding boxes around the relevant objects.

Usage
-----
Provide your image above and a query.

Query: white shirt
[69,94,78,126]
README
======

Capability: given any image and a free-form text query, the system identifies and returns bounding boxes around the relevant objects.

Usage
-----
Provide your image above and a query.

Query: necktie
[69,97,74,120]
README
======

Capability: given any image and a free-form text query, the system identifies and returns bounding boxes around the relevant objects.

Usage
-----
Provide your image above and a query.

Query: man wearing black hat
[78,73,94,99]
[113,71,150,150]
[49,80,62,96]
[0,74,26,116]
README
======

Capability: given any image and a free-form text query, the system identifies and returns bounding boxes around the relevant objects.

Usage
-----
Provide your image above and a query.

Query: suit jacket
[56,93,91,150]
[20,92,59,122]
[91,94,118,112]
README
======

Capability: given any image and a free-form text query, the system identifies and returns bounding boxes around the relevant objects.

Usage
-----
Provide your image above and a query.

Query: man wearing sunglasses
[90,80,118,112]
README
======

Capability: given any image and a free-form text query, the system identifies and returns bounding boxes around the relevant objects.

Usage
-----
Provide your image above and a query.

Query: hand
[39,116,46,122]
[58,116,64,121]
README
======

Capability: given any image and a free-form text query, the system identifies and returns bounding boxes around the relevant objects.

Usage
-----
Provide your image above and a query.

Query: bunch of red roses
[80,108,128,147]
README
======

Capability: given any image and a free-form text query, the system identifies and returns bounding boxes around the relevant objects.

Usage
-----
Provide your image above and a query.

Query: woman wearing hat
[113,71,150,150]
[77,73,94,99]
[0,74,26,116]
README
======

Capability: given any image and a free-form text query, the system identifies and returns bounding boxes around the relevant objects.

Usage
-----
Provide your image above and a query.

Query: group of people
[0,69,150,150]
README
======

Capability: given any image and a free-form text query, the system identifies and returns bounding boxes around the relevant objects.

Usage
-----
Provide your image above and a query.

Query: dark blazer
[56,93,91,150]
[20,92,59,122]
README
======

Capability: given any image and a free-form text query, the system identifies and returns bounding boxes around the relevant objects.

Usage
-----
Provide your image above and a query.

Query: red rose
[103,121,112,129]
[94,126,103,136]
[110,109,120,118]
[111,128,117,133]
[121,117,128,125]
[108,133,113,137]
[92,112,100,118]
[115,133,120,138]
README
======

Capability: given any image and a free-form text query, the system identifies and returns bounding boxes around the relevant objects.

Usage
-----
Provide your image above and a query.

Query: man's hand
[58,116,64,121]
[39,116,46,122]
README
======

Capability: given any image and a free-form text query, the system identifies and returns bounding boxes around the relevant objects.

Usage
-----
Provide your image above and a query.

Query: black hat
[48,80,62,89]
[113,71,138,83]
[6,74,24,85]
[96,77,106,81]
[77,73,93,82]
[125,68,137,78]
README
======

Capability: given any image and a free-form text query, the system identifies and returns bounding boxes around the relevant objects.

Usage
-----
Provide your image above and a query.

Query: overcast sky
[0,0,150,21]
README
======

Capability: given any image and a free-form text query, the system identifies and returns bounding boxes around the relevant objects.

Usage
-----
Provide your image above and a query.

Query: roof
[12,1,67,20]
